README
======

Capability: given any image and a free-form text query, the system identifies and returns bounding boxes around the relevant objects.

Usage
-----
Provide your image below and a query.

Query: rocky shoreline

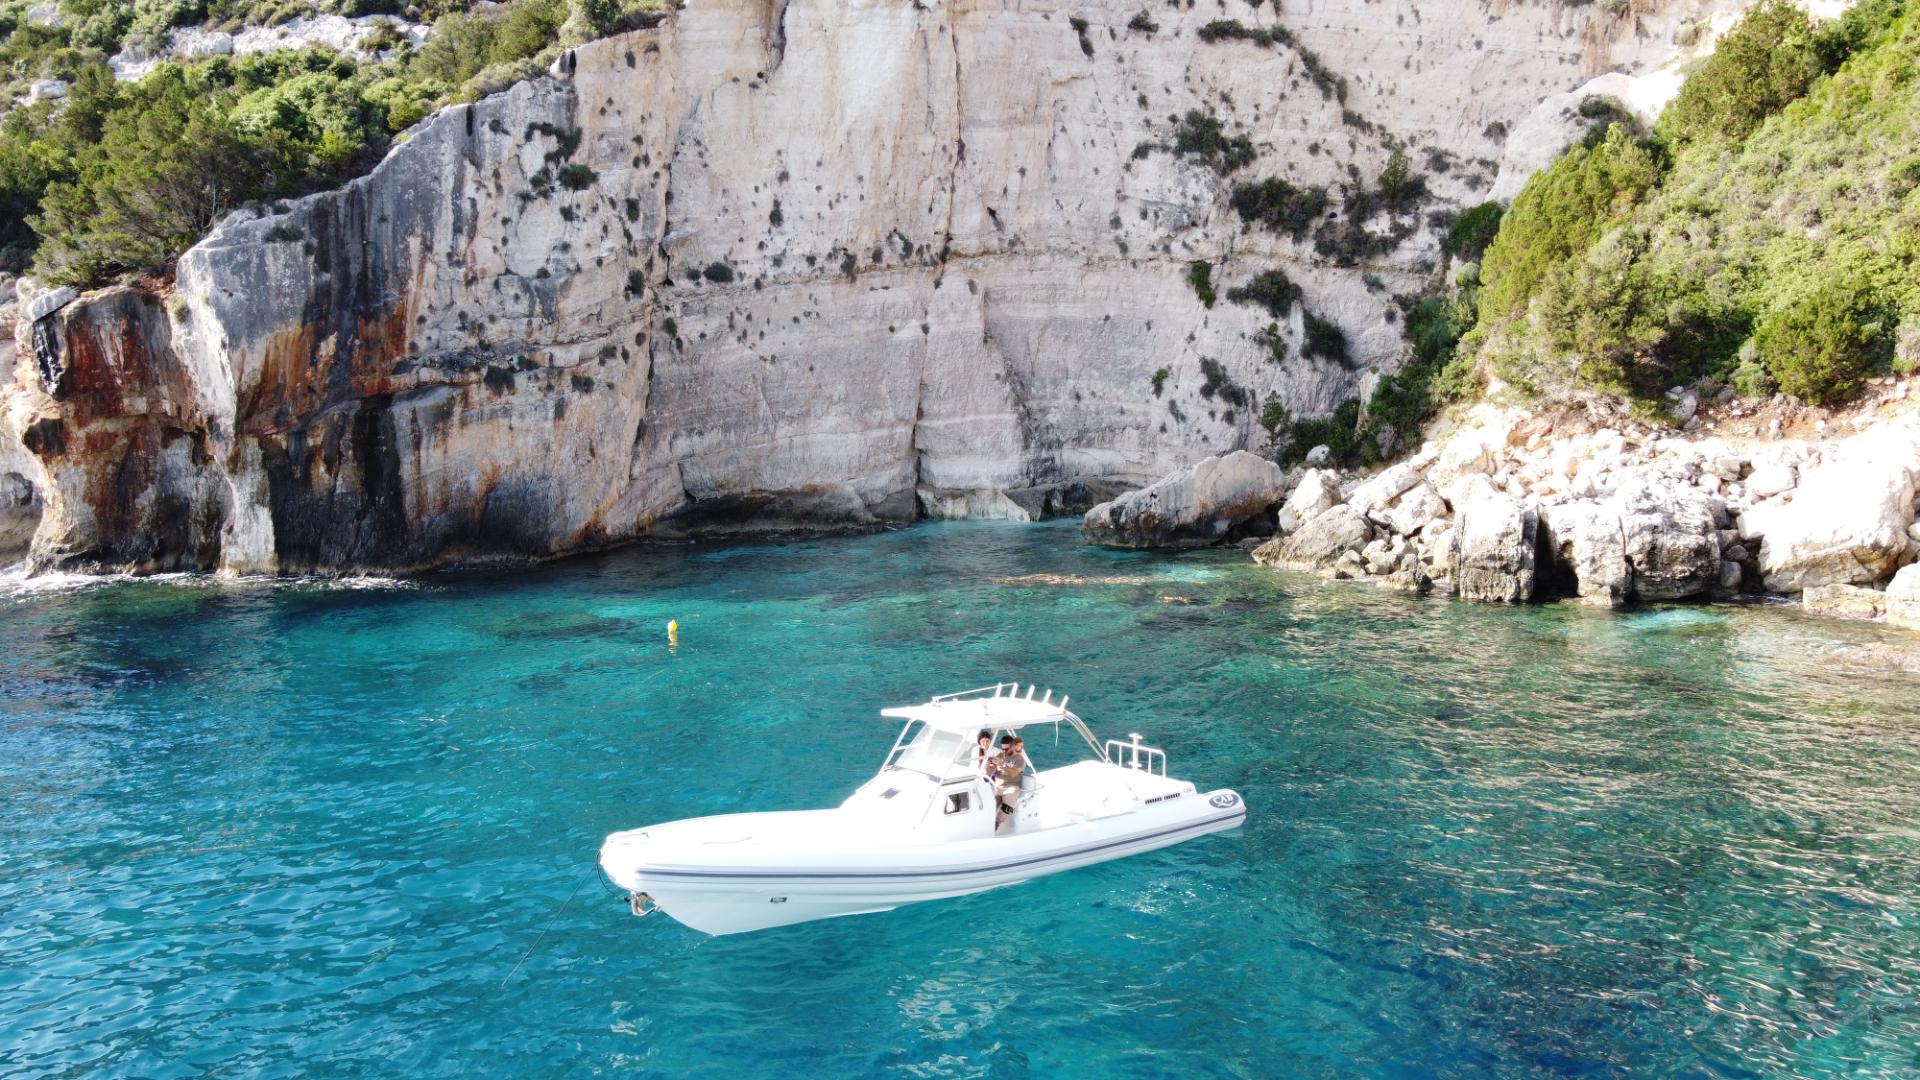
[1085,385,1920,633]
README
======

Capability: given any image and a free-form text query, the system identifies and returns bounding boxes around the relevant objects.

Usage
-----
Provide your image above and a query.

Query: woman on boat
[973,729,995,777]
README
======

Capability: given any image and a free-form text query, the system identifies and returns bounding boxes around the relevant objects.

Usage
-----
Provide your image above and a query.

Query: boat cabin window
[886,722,974,780]
[945,791,970,815]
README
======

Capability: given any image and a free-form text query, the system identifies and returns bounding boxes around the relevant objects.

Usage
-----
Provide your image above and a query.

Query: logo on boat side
[1208,793,1240,809]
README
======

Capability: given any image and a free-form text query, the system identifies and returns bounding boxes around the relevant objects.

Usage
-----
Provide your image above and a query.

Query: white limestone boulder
[1347,462,1422,516]
[1744,426,1920,591]
[1886,564,1920,631]
[1283,468,1341,524]
[1252,504,1374,572]
[1379,482,1449,538]
[1618,486,1722,600]
[1540,499,1630,607]
[1081,451,1286,549]
[1449,493,1537,603]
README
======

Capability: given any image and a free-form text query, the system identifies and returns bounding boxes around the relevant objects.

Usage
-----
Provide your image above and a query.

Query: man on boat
[992,734,1032,832]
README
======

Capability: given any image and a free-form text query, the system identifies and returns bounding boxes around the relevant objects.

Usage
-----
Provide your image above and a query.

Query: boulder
[1362,534,1409,576]
[1717,559,1743,594]
[1803,584,1886,621]
[1252,504,1373,572]
[1303,445,1332,466]
[1540,500,1629,607]
[1618,486,1721,600]
[1379,482,1449,538]
[1283,468,1340,523]
[1347,462,1422,516]
[1887,565,1920,631]
[1745,463,1796,499]
[1081,451,1287,549]
[1450,493,1537,603]
[1744,426,1920,591]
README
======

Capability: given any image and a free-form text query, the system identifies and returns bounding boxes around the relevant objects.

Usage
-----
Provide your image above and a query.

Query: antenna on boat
[1042,690,1052,705]
[1026,685,1036,700]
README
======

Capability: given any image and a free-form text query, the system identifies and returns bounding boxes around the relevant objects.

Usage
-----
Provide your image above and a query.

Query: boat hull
[600,789,1246,935]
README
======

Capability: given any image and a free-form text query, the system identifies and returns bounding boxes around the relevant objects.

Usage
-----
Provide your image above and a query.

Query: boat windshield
[885,722,973,781]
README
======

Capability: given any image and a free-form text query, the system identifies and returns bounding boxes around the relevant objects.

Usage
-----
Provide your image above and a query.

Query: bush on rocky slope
[0,0,659,281]
[1469,0,1918,409]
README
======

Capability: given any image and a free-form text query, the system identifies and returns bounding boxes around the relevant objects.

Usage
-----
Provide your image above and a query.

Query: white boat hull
[600,788,1246,935]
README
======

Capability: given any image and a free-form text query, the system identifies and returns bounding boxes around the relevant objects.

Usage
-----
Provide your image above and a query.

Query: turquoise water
[5,521,1920,1079]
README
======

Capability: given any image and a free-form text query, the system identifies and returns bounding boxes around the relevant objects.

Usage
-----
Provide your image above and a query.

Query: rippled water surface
[5,521,1920,1078]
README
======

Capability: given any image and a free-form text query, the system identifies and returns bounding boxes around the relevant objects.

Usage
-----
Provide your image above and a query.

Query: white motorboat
[599,683,1246,935]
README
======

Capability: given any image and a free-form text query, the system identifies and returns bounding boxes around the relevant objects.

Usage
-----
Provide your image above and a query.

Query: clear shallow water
[4,521,1920,1079]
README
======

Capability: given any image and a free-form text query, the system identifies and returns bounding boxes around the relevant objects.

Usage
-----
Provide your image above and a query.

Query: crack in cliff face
[765,0,792,76]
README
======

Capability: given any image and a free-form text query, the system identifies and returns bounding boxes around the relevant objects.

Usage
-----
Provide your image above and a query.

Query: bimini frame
[879,682,1110,780]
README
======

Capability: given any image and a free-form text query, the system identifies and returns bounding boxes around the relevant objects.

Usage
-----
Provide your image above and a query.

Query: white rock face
[1617,485,1722,600]
[6,0,1746,573]
[1744,462,1797,499]
[1081,450,1285,549]
[1284,469,1341,524]
[1886,565,1920,631]
[1379,482,1447,538]
[1746,425,1920,591]
[1541,499,1631,607]
[0,303,42,563]
[1450,493,1537,603]
[1252,504,1372,572]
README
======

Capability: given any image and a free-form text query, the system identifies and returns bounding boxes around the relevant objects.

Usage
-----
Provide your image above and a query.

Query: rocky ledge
[1085,385,1920,629]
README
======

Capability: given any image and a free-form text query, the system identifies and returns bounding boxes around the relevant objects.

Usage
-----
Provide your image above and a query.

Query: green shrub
[1224,270,1300,318]
[1444,201,1503,260]
[1228,176,1327,238]
[0,0,597,286]
[1301,310,1348,365]
[556,163,596,190]
[1186,260,1217,308]
[1279,398,1362,465]
[1068,16,1094,57]
[1168,110,1255,174]
[1197,357,1247,407]
[1731,350,1775,397]
[1255,322,1288,363]
[1658,0,1822,146]
[1754,278,1887,404]
[1196,20,1274,47]
[1477,123,1662,320]
[1258,394,1290,442]
[1374,149,1426,209]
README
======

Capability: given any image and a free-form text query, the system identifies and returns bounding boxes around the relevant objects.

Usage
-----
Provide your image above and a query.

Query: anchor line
[594,861,629,901]
[502,865,594,987]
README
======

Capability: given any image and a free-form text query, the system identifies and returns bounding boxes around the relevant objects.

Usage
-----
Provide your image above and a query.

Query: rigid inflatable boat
[599,684,1246,935]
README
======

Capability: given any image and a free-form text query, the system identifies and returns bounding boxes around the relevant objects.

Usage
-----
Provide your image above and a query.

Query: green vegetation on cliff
[0,0,660,282]
[1470,0,1920,407]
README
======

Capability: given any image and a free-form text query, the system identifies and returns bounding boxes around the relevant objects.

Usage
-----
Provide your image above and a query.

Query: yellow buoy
[666,619,679,648]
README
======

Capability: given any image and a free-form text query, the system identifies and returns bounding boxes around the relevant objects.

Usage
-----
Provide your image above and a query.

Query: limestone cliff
[4,0,1739,574]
